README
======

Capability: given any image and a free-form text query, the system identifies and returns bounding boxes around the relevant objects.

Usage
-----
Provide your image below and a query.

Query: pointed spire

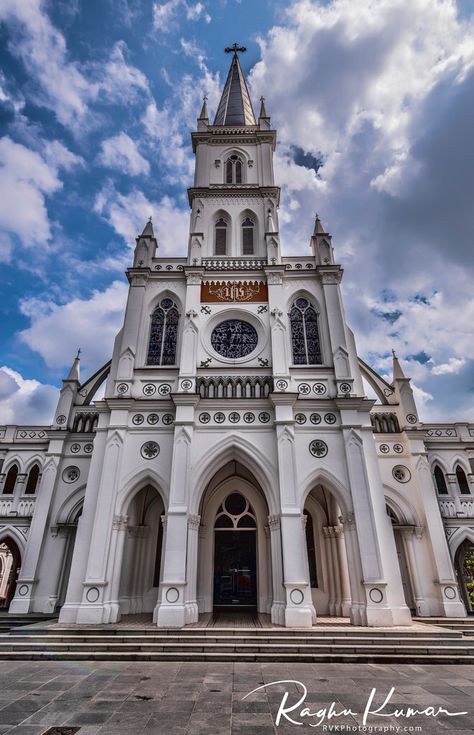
[199,95,209,120]
[140,217,155,238]
[313,213,328,236]
[392,349,407,381]
[214,48,256,126]
[259,96,269,119]
[66,349,81,383]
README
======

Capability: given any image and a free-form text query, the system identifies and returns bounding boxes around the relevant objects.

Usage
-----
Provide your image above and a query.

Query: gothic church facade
[1,51,473,626]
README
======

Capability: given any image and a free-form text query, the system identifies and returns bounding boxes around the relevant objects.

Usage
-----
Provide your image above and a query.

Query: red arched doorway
[0,538,21,610]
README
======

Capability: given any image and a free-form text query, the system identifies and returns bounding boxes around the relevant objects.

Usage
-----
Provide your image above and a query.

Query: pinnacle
[140,217,155,238]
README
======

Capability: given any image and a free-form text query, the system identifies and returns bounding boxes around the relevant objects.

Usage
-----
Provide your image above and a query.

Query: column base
[156,603,186,628]
[284,605,313,628]
[8,597,32,615]
[440,600,467,617]
[75,602,118,625]
[271,602,285,626]
[185,601,199,625]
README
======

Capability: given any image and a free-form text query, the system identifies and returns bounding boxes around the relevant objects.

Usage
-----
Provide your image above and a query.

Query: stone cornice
[191,128,277,152]
[187,186,280,207]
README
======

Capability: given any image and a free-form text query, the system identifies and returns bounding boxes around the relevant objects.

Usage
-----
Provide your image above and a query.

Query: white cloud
[99,132,150,176]
[152,0,211,32]
[0,366,58,426]
[19,281,129,375]
[0,3,149,130]
[432,357,466,375]
[0,136,82,247]
[94,184,189,255]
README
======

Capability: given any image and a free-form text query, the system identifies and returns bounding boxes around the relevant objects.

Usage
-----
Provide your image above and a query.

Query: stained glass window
[25,465,40,495]
[211,320,258,359]
[215,218,227,255]
[242,217,254,255]
[147,298,179,366]
[3,464,18,495]
[289,298,322,365]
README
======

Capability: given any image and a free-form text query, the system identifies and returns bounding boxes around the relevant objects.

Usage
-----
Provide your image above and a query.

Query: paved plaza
[0,661,472,735]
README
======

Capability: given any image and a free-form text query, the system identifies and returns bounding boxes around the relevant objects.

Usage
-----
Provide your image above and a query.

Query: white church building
[0,49,473,628]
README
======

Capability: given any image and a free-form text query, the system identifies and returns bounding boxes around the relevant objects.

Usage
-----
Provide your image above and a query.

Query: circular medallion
[369,588,383,604]
[181,379,192,391]
[379,444,389,453]
[84,443,93,453]
[310,413,321,425]
[406,413,417,424]
[70,443,81,454]
[295,413,307,425]
[86,587,100,603]
[444,586,456,600]
[199,412,211,424]
[56,414,66,425]
[393,443,404,454]
[116,383,129,394]
[162,414,174,425]
[166,587,179,604]
[298,383,311,395]
[143,383,156,396]
[158,383,171,396]
[258,412,270,423]
[339,382,351,394]
[313,383,326,395]
[290,589,304,605]
[229,412,240,423]
[18,584,29,597]
[324,413,336,424]
[62,466,80,483]
[147,413,159,425]
[392,465,411,483]
[210,319,258,359]
[276,379,289,391]
[132,414,144,425]
[243,412,255,423]
[141,441,160,460]
[214,412,225,423]
[309,440,328,458]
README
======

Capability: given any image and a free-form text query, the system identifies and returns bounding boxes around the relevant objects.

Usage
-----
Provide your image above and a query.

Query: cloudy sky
[0,0,473,425]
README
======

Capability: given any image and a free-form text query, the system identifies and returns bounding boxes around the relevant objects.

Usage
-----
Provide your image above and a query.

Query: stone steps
[415,617,474,636]
[0,625,472,663]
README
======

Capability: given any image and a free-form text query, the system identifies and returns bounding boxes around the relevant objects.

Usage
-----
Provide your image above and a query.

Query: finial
[225,42,247,55]
[392,348,396,358]
[76,348,81,359]
[259,96,269,119]
[198,95,209,120]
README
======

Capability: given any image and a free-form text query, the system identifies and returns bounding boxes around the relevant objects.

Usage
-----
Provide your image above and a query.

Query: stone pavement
[0,661,472,735]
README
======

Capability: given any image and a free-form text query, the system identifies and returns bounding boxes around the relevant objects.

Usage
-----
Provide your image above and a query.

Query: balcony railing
[201,258,266,270]
[0,497,36,517]
[439,499,474,518]
[197,375,273,399]
[371,412,400,433]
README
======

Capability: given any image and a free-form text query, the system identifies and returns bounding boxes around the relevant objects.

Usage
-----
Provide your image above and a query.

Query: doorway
[0,539,21,610]
[455,539,474,614]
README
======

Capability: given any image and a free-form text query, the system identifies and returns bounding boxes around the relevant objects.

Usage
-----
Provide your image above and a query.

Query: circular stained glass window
[211,320,258,359]
[225,492,247,516]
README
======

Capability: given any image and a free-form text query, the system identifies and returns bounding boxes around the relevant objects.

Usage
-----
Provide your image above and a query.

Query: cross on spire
[225,42,246,55]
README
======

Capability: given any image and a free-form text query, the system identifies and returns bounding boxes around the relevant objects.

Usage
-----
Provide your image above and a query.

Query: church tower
[51,46,465,630]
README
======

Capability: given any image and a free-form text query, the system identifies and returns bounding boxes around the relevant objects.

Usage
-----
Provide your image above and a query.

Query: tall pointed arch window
[3,465,18,495]
[434,465,448,495]
[242,217,254,255]
[215,218,228,256]
[147,298,180,366]
[304,511,318,587]
[25,465,40,495]
[289,298,322,365]
[225,154,243,184]
[456,465,470,495]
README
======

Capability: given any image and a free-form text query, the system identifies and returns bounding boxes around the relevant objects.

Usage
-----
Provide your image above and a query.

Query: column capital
[268,514,280,531]
[188,514,201,530]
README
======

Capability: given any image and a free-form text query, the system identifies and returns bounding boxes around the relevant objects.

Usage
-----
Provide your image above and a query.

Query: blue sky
[0,0,474,424]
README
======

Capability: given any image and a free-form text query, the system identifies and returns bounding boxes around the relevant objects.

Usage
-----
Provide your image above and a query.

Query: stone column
[322,526,336,616]
[267,515,284,625]
[400,526,429,616]
[106,515,129,622]
[185,514,201,624]
[339,511,366,625]
[334,525,351,617]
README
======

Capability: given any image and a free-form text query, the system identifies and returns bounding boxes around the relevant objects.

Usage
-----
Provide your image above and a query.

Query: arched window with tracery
[3,465,18,495]
[215,218,228,256]
[456,465,470,495]
[146,298,180,366]
[25,465,40,495]
[225,154,243,184]
[434,465,448,494]
[289,297,322,365]
[242,217,254,255]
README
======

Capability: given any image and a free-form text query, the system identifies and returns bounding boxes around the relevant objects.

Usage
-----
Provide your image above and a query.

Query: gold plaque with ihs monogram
[201,280,268,303]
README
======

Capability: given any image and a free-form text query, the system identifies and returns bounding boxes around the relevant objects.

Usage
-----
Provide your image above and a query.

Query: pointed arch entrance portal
[0,538,21,610]
[197,461,273,616]
[455,539,474,614]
